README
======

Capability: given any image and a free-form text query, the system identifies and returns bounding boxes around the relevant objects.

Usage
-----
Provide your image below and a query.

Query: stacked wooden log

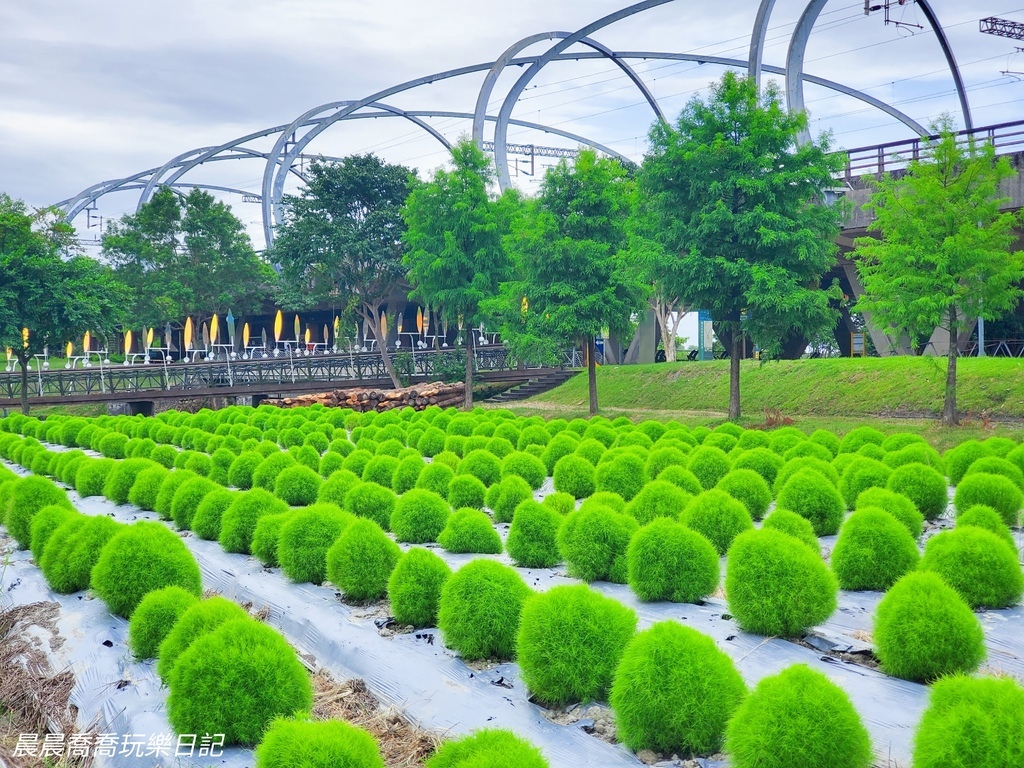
[269,381,466,411]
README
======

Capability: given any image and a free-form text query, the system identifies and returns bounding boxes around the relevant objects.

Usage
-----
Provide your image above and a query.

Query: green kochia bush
[390,488,450,544]
[501,451,547,490]
[957,504,1016,548]
[157,596,253,678]
[624,480,689,526]
[343,481,396,530]
[438,508,502,554]
[873,571,985,682]
[911,674,1024,768]
[594,453,646,501]
[220,489,290,554]
[277,504,354,585]
[6,476,72,549]
[610,622,746,756]
[41,514,122,594]
[776,468,845,536]
[28,504,76,562]
[103,458,157,505]
[228,451,263,489]
[128,466,170,511]
[252,451,298,491]
[457,449,502,487]
[392,454,426,494]
[191,488,236,541]
[726,528,837,636]
[91,521,203,617]
[425,729,548,768]
[716,469,771,521]
[838,457,891,509]
[627,518,719,603]
[507,501,563,568]
[886,462,948,520]
[326,519,401,601]
[128,586,199,660]
[686,445,732,490]
[516,585,637,706]
[437,560,531,661]
[387,548,452,628]
[761,509,820,553]
[918,527,1023,609]
[273,465,322,506]
[679,489,753,556]
[166,617,313,746]
[855,486,924,538]
[552,454,596,499]
[965,455,1024,490]
[732,447,784,486]
[251,512,294,567]
[415,462,454,498]
[255,717,384,768]
[154,470,199,520]
[558,506,638,583]
[953,472,1022,527]
[945,439,992,485]
[488,474,533,524]
[170,476,218,530]
[447,474,486,510]
[831,508,919,591]
[725,664,872,768]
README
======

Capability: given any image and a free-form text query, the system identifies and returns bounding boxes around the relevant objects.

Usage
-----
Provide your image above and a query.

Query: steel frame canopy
[58,0,971,250]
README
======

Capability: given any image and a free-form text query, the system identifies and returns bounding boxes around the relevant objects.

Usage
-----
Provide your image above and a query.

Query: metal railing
[842,119,1024,180]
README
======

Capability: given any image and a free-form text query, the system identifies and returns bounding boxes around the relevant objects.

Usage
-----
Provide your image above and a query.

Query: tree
[852,119,1024,426]
[493,150,645,415]
[0,194,131,413]
[642,71,845,419]
[403,139,510,409]
[271,155,419,389]
[102,187,274,330]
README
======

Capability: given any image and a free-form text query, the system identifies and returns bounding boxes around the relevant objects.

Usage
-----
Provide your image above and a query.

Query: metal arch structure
[60,0,972,249]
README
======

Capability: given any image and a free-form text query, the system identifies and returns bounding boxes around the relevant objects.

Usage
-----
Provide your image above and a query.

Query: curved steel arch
[471,30,665,147]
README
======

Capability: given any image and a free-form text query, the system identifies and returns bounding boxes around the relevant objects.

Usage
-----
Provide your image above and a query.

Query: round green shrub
[838,426,885,454]
[361,454,400,489]
[957,504,1016,548]
[679,489,753,556]
[717,468,771,521]
[808,429,841,457]
[946,439,992,485]
[644,446,689,482]
[425,729,547,768]
[774,457,841,494]
[438,508,502,554]
[507,501,563,568]
[153,470,199,519]
[5,475,71,549]
[317,468,361,507]
[342,481,396,530]
[783,439,834,463]
[391,488,450,544]
[74,457,117,499]
[558,505,638,583]
[517,585,636,706]
[965,455,1024,491]
[44,515,123,595]
[251,512,293,567]
[97,431,129,459]
[91,521,202,617]
[220,488,290,554]
[726,528,837,636]
[255,716,384,768]
[170,476,218,530]
[252,451,298,491]
[610,621,746,755]
[911,674,1024,768]
[874,571,985,681]
[277,504,354,584]
[392,454,426,494]
[103,457,156,505]
[627,518,719,603]
[488,474,533,524]
[228,451,263,489]
[539,434,577,475]
[126,465,169,511]
[982,436,1017,457]
[579,490,626,513]
[318,451,345,478]
[447,473,486,510]
[725,664,871,768]
[769,430,805,456]
[919,527,1023,609]
[884,442,944,473]
[166,617,313,746]
[58,451,87,486]
[191,488,236,541]
[414,462,453,498]
[552,454,595,499]
[149,444,178,468]
[776,467,845,536]
[158,597,253,680]
[732,447,785,486]
[624,479,689,526]
[854,486,923,538]
[387,547,451,628]
[29,504,77,562]
[761,508,820,553]
[273,464,322,506]
[886,462,948,520]
[456,449,502,487]
[686,446,732,490]
[416,427,447,457]
[325,518,401,601]
[954,472,1022,527]
[183,452,214,478]
[831,508,919,591]
[655,465,703,495]
[838,456,892,509]
[437,560,531,661]
[573,438,607,466]
[127,584,199,661]
[594,452,646,501]
[857,443,888,461]
[500,451,546,490]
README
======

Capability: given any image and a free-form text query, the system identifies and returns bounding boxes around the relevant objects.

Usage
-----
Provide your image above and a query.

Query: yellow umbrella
[210,314,220,345]
[274,310,283,342]
[380,312,387,340]
[146,327,155,349]
[22,327,29,348]
[5,347,11,362]
[293,314,301,342]
[304,327,311,344]
[83,331,91,353]
[184,317,194,350]
[124,329,132,354]
[333,316,340,339]
[416,307,424,334]
[521,296,529,314]
[65,341,73,358]
[243,322,251,347]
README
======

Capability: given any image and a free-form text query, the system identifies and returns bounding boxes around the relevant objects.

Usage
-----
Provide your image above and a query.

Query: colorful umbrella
[380,312,387,340]
[226,310,236,347]
[274,310,283,342]
[243,322,251,348]
[293,314,301,342]
[83,331,91,354]
[184,317,194,350]
[146,327,155,350]
[65,341,73,358]
[210,314,220,345]
[124,329,132,354]
[416,307,424,334]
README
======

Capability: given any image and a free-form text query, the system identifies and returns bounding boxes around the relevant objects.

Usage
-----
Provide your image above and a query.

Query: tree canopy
[271,154,419,388]
[853,119,1024,425]
[641,71,845,418]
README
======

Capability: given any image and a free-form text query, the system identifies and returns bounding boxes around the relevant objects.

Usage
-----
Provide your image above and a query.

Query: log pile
[268,381,466,411]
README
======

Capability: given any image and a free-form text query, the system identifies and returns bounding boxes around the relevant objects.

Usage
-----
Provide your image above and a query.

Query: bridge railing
[842,119,1024,180]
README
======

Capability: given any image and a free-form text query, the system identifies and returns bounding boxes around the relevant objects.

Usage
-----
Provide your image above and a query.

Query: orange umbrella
[243,322,251,347]
[416,307,424,334]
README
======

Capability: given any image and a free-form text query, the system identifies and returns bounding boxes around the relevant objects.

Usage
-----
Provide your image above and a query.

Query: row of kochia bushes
[1,457,1021,768]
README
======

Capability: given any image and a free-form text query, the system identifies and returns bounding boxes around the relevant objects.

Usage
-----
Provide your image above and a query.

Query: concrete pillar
[841,262,913,355]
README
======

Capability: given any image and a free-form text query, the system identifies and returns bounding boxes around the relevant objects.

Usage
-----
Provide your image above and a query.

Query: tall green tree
[0,194,131,413]
[642,71,845,419]
[271,155,419,389]
[102,187,274,330]
[493,150,645,415]
[853,119,1024,426]
[403,139,511,408]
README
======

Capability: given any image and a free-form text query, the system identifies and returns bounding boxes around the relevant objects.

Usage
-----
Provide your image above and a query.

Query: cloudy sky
[2,0,1023,249]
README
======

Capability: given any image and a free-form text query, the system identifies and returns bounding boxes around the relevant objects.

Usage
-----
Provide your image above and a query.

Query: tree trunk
[363,306,402,390]
[942,306,959,426]
[587,335,599,416]
[652,298,678,363]
[729,322,742,421]
[19,354,30,415]
[464,331,475,410]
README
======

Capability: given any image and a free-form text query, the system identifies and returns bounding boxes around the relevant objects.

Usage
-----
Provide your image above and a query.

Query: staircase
[486,368,581,403]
